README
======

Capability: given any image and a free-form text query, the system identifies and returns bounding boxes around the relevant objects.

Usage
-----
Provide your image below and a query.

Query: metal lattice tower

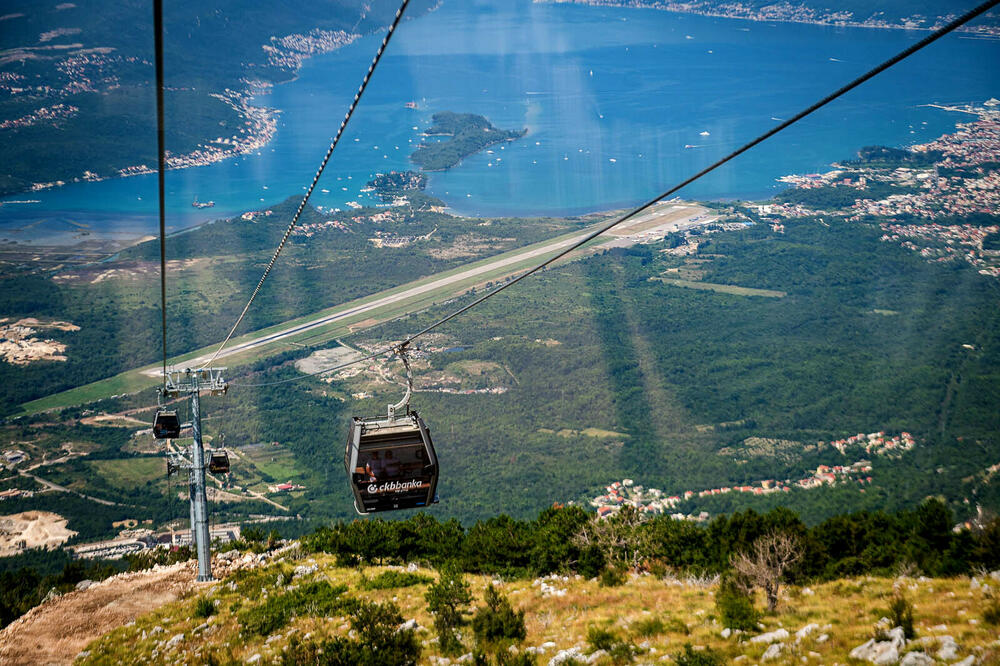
[162,367,227,581]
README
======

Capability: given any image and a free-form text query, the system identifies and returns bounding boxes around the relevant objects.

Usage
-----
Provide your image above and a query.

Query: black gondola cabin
[344,412,438,514]
[208,451,230,474]
[153,410,181,439]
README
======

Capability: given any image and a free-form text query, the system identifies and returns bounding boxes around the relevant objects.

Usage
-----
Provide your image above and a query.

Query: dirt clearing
[0,511,76,555]
[0,561,202,665]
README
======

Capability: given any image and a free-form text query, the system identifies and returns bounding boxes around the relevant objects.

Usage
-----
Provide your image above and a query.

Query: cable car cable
[199,0,412,371]
[153,0,168,388]
[231,0,998,389]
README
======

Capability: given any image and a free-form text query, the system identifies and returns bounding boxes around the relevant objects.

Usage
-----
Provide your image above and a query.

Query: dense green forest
[4,209,998,535]
[410,112,528,171]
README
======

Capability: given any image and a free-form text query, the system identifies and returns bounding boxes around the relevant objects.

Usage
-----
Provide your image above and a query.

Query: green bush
[587,626,619,652]
[193,596,216,618]
[630,616,666,638]
[886,592,915,639]
[665,617,690,635]
[577,545,606,579]
[426,562,473,656]
[239,582,354,637]
[715,575,759,632]
[599,566,627,587]
[472,649,537,666]
[279,600,420,666]
[361,570,433,590]
[472,584,526,648]
[983,591,1000,626]
[672,644,724,666]
[586,626,638,664]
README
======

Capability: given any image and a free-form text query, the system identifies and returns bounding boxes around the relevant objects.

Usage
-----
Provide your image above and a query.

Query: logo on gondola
[367,479,424,494]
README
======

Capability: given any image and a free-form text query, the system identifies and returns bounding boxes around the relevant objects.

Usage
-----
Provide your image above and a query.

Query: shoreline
[536,0,1000,37]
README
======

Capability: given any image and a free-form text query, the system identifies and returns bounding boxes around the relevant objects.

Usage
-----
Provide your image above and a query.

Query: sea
[2,0,999,243]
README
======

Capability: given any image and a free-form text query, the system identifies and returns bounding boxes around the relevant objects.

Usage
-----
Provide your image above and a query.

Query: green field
[89,458,165,489]
[652,277,787,298]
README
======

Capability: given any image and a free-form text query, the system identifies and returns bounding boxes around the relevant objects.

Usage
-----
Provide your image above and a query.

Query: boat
[192,198,215,209]
[405,101,418,109]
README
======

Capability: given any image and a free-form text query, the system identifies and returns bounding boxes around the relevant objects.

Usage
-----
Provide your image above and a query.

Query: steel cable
[199,0,412,370]
[232,0,999,388]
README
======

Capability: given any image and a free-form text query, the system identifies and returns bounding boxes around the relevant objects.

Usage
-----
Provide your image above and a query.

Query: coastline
[536,0,1000,37]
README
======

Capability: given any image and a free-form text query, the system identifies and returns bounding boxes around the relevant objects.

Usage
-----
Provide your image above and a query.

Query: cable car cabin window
[153,410,181,439]
[345,415,437,514]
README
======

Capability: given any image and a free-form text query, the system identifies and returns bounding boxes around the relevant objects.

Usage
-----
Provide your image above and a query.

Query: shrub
[426,562,473,656]
[886,592,915,639]
[240,582,354,637]
[665,617,690,635]
[630,616,666,638]
[715,574,759,632]
[672,644,724,666]
[587,626,619,652]
[577,545,605,579]
[599,566,627,587]
[983,591,1000,626]
[472,649,537,666]
[586,626,639,664]
[361,570,433,590]
[472,585,526,648]
[193,596,216,618]
[279,601,420,666]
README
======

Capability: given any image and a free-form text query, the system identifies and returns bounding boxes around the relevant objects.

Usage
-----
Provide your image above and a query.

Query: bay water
[2,0,998,242]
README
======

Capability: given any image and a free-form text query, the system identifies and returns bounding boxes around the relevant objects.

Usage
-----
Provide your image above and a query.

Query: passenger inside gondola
[364,450,385,481]
[384,449,401,478]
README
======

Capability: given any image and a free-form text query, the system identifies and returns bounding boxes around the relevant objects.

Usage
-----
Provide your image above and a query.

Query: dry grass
[76,557,1000,665]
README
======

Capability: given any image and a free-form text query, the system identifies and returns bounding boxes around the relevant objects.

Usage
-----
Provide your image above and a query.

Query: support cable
[200,0,412,370]
[153,0,168,388]
[232,0,999,388]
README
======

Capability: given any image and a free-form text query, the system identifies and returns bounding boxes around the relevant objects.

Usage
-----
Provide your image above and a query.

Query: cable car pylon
[159,367,228,581]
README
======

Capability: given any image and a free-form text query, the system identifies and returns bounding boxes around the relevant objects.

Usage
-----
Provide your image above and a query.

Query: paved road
[145,204,715,375]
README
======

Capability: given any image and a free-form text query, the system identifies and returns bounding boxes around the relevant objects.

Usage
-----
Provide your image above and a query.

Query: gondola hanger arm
[387,344,413,422]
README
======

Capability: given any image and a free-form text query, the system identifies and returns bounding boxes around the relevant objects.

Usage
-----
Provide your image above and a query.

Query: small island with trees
[410,111,527,171]
[366,170,428,202]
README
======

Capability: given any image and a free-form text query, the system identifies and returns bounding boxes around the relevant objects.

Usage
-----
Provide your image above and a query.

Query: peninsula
[410,112,527,171]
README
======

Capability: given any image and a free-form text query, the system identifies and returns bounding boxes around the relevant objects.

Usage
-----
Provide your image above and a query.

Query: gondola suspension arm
[387,344,413,422]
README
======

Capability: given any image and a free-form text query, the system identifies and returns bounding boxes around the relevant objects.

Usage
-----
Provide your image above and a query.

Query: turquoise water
[2,0,998,240]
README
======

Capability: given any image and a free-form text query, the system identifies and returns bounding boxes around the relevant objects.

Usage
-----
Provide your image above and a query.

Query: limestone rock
[762,643,784,660]
[751,628,790,644]
[900,652,935,666]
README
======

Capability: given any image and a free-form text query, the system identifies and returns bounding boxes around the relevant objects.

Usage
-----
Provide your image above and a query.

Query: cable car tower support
[160,367,227,581]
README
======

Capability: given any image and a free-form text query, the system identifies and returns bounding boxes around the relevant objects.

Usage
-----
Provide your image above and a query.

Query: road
[18,469,122,506]
[146,202,716,374]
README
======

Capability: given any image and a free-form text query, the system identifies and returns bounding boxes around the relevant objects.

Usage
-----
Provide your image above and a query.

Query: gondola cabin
[208,450,230,474]
[152,409,181,439]
[343,412,438,514]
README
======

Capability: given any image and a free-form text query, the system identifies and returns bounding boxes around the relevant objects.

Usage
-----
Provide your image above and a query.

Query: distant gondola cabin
[343,412,438,514]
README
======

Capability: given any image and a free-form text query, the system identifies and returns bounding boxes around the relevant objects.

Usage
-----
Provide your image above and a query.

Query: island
[410,112,527,171]
[366,170,427,202]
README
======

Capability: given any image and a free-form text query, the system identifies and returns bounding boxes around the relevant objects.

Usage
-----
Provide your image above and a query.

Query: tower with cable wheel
[155,367,227,582]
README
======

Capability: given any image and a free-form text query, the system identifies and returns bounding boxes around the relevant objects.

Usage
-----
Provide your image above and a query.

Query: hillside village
[591,431,916,520]
[751,101,1000,278]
